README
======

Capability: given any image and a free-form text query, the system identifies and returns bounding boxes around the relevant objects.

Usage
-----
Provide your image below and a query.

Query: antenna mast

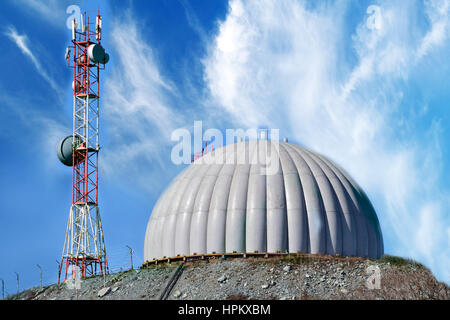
[58,10,109,283]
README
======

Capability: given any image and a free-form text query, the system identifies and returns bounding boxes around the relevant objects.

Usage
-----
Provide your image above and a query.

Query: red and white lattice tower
[58,10,109,283]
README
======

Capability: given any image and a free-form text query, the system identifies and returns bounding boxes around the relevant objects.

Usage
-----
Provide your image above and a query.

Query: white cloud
[0,84,70,169]
[417,0,450,59]
[179,0,209,44]
[4,25,61,94]
[29,113,69,168]
[11,0,68,27]
[205,0,346,129]
[204,0,450,283]
[102,12,185,193]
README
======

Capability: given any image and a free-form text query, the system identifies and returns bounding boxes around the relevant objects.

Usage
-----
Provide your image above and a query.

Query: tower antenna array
[57,10,110,283]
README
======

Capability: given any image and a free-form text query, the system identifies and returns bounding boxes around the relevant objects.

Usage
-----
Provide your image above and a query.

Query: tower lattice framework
[59,10,109,283]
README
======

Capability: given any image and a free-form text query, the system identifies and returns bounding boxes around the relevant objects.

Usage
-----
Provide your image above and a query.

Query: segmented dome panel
[144,140,383,261]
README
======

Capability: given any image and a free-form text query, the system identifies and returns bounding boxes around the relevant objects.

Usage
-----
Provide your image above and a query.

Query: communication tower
[57,10,110,283]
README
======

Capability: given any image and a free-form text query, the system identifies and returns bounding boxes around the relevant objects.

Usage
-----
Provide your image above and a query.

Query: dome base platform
[141,251,377,268]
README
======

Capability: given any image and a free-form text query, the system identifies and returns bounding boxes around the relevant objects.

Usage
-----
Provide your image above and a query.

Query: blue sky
[0,0,449,294]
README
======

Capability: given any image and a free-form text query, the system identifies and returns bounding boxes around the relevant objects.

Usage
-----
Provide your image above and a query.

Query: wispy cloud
[2,25,67,165]
[11,0,68,27]
[204,0,450,283]
[417,0,450,59]
[179,0,209,43]
[4,25,61,94]
[0,84,69,169]
[102,11,185,193]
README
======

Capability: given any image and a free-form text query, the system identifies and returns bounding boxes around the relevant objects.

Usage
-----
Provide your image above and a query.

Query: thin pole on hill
[55,260,60,284]
[126,245,134,270]
[14,272,19,294]
[37,264,42,288]
[0,278,4,299]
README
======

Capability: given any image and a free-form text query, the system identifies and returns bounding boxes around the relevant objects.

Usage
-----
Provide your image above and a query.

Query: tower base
[58,204,109,284]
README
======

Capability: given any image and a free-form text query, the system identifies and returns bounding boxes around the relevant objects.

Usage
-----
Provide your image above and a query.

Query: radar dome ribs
[144,140,383,263]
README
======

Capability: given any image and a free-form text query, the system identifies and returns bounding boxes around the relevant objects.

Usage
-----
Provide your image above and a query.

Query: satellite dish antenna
[101,53,109,64]
[88,43,106,63]
[56,135,82,166]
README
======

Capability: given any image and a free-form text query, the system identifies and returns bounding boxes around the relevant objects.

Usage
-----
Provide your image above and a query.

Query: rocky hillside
[7,255,449,300]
